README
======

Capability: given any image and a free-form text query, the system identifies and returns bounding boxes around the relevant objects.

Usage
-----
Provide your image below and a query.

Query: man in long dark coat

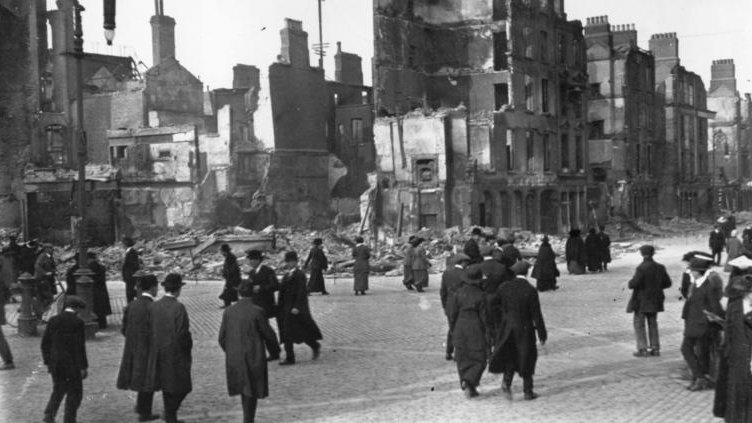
[41,295,88,423]
[352,237,370,295]
[476,246,511,349]
[219,244,241,308]
[116,272,160,422]
[305,238,329,295]
[627,245,672,357]
[584,228,602,272]
[710,226,726,266]
[278,252,323,365]
[219,280,280,423]
[463,228,483,265]
[402,236,416,291]
[681,257,724,391]
[34,244,57,306]
[246,250,279,318]
[489,261,547,401]
[411,237,431,293]
[598,225,612,271]
[532,236,559,292]
[149,274,192,423]
[440,253,470,361]
[122,238,141,304]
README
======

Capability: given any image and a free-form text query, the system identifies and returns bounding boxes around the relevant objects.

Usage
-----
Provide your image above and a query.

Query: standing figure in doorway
[352,237,370,296]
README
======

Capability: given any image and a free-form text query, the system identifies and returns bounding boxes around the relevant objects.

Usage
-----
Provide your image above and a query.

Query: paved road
[0,235,723,422]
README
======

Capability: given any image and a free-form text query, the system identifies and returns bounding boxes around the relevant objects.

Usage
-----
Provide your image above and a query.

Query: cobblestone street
[0,236,724,422]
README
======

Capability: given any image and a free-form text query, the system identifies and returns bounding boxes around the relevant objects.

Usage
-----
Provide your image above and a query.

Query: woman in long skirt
[305,238,329,295]
[411,237,431,293]
[448,267,487,398]
[352,236,370,295]
[532,236,559,292]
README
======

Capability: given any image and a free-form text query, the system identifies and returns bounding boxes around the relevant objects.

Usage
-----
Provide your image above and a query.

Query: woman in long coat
[448,267,487,398]
[219,244,241,308]
[352,237,370,295]
[305,238,329,295]
[411,238,431,293]
[598,225,612,271]
[584,228,602,272]
[565,229,586,275]
[278,252,323,364]
[532,236,559,292]
[714,274,752,422]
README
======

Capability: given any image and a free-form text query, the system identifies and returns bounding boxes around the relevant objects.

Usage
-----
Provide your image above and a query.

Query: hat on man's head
[64,295,87,310]
[284,251,299,262]
[688,258,712,273]
[471,227,483,236]
[220,243,231,254]
[313,238,323,245]
[246,249,265,261]
[639,245,655,256]
[511,260,531,276]
[137,272,159,290]
[162,273,185,291]
[451,253,471,265]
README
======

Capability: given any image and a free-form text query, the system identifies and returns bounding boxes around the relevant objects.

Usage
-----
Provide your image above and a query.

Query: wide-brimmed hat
[639,245,655,256]
[64,295,87,309]
[511,260,531,276]
[682,251,714,263]
[162,273,185,291]
[471,227,482,236]
[136,272,158,290]
[313,238,323,245]
[688,258,712,273]
[246,249,265,261]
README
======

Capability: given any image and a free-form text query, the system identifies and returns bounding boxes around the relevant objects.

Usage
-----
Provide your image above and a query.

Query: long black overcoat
[626,258,672,313]
[278,268,323,344]
[440,266,465,314]
[148,296,192,395]
[682,272,724,338]
[305,246,328,293]
[248,265,279,318]
[449,280,488,387]
[714,295,752,422]
[116,295,155,392]
[220,253,241,304]
[584,233,602,271]
[218,298,280,398]
[41,310,88,380]
[489,277,547,377]
[531,243,559,282]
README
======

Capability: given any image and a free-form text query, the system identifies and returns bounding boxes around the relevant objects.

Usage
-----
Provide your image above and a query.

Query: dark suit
[219,298,280,423]
[463,239,482,264]
[681,272,724,380]
[709,230,726,265]
[149,296,192,423]
[489,277,547,395]
[220,253,242,306]
[117,294,157,418]
[440,266,465,357]
[41,310,88,423]
[248,265,279,318]
[278,268,322,361]
[477,258,510,346]
[627,257,672,352]
[122,248,140,303]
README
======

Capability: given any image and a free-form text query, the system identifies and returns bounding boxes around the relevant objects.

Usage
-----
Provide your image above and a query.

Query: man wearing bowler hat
[246,250,279,319]
[149,274,192,423]
[627,245,672,357]
[278,251,323,365]
[440,253,470,361]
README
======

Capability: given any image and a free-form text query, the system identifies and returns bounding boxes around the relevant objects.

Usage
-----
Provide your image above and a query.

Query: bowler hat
[639,245,655,256]
[451,253,471,265]
[64,295,87,309]
[511,260,531,276]
[220,244,231,253]
[137,273,158,290]
[246,249,265,261]
[688,258,711,273]
[284,251,299,262]
[162,273,185,291]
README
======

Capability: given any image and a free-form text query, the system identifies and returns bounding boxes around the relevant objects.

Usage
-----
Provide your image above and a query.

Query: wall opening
[494,83,509,110]
[493,32,508,70]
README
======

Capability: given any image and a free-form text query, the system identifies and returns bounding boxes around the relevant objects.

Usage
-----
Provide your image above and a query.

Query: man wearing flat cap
[117,272,160,422]
[149,274,192,423]
[627,245,672,358]
[41,295,88,423]
[246,250,279,319]
[440,253,470,360]
[681,257,724,391]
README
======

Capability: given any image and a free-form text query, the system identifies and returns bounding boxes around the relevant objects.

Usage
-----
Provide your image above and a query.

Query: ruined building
[585,17,662,222]
[707,59,752,210]
[650,33,715,219]
[373,0,590,234]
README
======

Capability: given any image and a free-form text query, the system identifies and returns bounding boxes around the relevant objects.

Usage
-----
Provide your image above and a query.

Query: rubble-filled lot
[1,215,720,283]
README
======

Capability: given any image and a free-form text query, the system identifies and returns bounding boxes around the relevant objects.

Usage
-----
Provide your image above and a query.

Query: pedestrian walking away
[41,295,88,423]
[598,225,611,271]
[463,228,483,265]
[681,257,724,391]
[710,226,726,266]
[305,238,330,295]
[219,280,281,423]
[277,251,323,365]
[627,245,672,357]
[116,272,161,422]
[219,244,241,308]
[489,261,547,401]
[584,228,602,273]
[402,236,416,291]
[448,266,488,399]
[532,236,560,292]
[440,253,470,361]
[565,229,586,275]
[149,274,192,423]
[477,246,511,348]
[411,237,431,293]
[122,238,141,304]
[352,237,370,295]
[246,250,280,319]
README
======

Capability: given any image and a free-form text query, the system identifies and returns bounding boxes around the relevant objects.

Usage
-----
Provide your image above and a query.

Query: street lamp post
[71,0,116,339]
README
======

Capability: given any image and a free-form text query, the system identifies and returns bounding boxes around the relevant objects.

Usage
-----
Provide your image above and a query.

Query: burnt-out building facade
[373,0,590,234]
[707,59,752,211]
[650,33,714,219]
[585,17,662,222]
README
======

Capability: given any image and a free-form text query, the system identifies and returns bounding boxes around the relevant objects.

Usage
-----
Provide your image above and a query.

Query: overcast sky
[67,0,752,93]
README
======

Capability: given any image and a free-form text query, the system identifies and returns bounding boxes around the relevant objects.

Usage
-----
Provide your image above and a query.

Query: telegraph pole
[317,0,324,70]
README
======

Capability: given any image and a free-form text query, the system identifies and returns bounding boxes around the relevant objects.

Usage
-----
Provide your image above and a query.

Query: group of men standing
[440,228,547,400]
[565,226,611,275]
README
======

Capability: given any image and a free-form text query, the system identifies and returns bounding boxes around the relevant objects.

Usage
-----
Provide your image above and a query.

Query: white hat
[729,255,752,270]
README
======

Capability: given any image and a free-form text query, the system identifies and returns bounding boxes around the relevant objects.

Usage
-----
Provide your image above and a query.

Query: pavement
[0,234,724,422]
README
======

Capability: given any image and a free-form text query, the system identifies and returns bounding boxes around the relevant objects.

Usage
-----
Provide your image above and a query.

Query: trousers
[44,372,83,423]
[284,340,320,361]
[136,391,155,417]
[503,372,533,394]
[633,312,660,351]
[682,334,710,379]
[241,395,258,423]
[162,391,188,423]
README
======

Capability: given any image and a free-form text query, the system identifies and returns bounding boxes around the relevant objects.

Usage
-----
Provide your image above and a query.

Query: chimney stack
[233,64,260,90]
[649,32,679,61]
[710,59,737,94]
[334,42,364,86]
[279,18,310,70]
[151,11,176,66]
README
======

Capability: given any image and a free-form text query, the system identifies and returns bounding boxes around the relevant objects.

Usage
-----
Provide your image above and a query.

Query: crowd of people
[564,226,611,275]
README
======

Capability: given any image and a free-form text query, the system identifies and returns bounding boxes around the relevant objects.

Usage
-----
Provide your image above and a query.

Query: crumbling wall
[121,186,196,229]
[144,58,204,116]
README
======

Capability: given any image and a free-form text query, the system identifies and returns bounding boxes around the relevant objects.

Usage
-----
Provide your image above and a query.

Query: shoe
[649,349,660,357]
[0,362,14,370]
[633,350,648,358]
[501,384,512,400]
[416,286,424,293]
[405,284,415,291]
[321,291,330,296]
[279,359,296,366]
[138,414,161,422]
[467,386,479,398]
[445,353,453,361]
[688,378,709,391]
[361,291,367,295]
[524,392,539,401]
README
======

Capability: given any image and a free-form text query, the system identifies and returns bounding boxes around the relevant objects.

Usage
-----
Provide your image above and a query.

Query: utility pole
[317,0,324,70]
